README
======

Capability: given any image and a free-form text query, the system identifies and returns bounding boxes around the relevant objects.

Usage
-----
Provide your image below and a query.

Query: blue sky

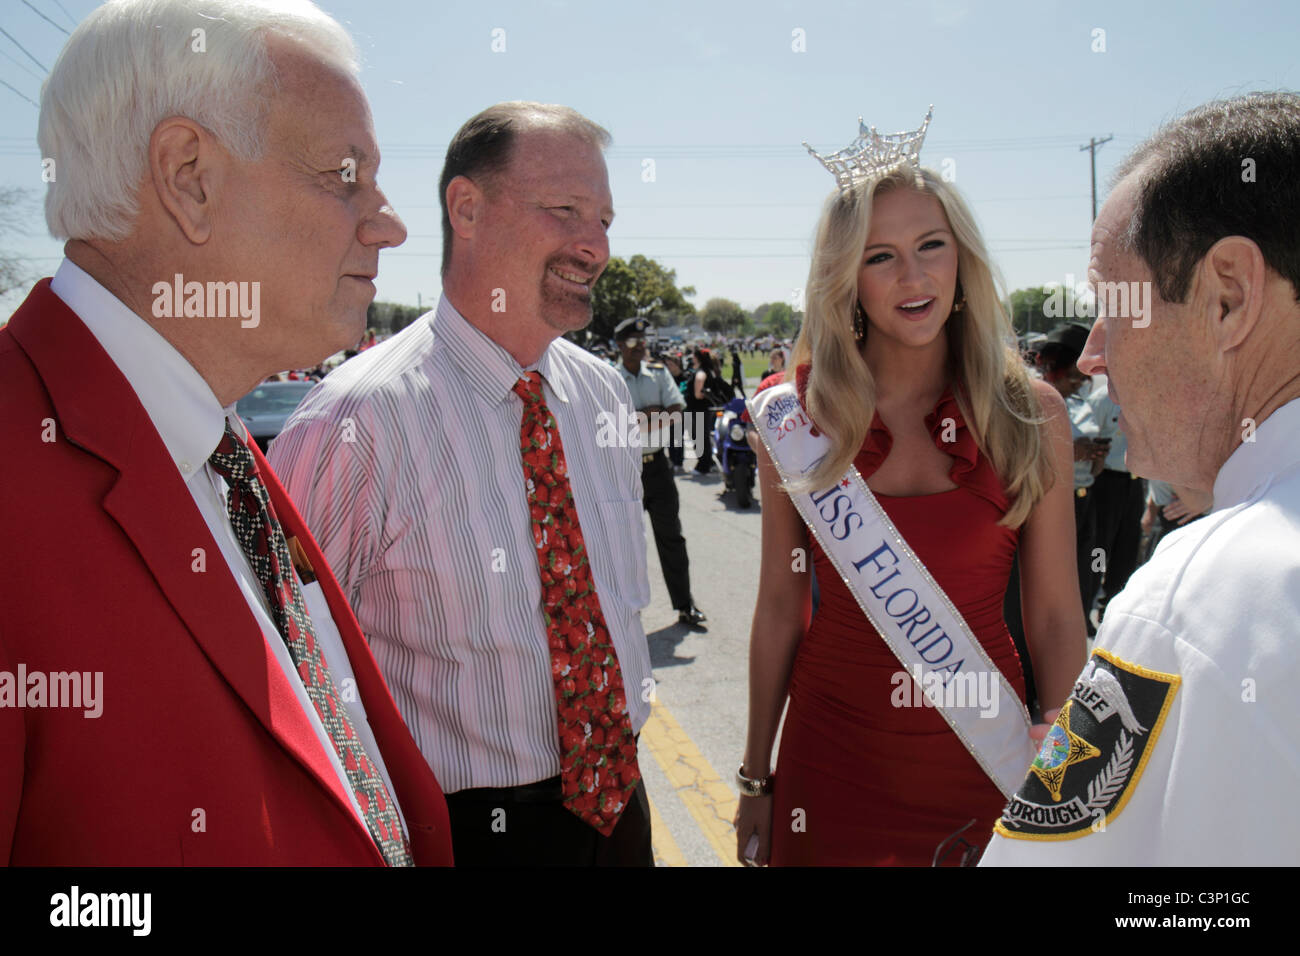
[2,0,1298,316]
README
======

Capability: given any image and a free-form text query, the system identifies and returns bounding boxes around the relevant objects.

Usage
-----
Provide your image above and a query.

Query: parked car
[236,380,316,452]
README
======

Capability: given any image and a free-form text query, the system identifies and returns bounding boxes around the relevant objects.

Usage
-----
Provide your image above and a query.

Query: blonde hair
[788,167,1050,527]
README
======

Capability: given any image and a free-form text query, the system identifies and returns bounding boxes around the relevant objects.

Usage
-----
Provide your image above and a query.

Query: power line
[21,0,70,36]
[0,77,38,108]
[1080,135,1114,221]
[49,0,77,29]
[0,44,44,81]
[378,135,1128,151]
[375,135,1135,162]
[404,233,1088,243]
[384,246,1087,260]
[0,25,49,72]
[390,195,1092,211]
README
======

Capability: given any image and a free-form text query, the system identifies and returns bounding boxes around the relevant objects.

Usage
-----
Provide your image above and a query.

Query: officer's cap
[614,317,648,339]
[1044,322,1091,357]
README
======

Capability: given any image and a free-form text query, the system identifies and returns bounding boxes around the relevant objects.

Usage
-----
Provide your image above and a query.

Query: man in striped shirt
[270,102,655,866]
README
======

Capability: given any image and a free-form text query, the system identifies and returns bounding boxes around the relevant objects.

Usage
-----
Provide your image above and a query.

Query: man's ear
[1201,235,1267,353]
[148,117,214,244]
[445,175,484,244]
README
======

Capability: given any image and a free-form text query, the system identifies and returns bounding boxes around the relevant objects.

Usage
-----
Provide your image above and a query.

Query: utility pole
[1080,135,1114,222]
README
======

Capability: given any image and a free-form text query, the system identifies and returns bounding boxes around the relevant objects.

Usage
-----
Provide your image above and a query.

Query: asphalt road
[636,436,768,867]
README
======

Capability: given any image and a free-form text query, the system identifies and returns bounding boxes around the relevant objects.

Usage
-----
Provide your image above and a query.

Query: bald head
[438,102,611,276]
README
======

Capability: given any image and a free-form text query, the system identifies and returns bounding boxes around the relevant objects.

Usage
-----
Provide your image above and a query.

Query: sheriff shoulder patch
[994,648,1180,841]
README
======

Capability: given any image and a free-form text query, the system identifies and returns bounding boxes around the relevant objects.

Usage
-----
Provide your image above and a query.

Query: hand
[1028,707,1062,752]
[1163,495,1196,524]
[1073,438,1108,463]
[733,793,773,866]
[1140,508,1154,536]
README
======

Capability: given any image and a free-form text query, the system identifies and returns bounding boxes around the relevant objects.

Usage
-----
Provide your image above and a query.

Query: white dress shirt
[1086,374,1130,474]
[617,360,687,452]
[269,295,654,794]
[982,397,1300,865]
[50,259,405,837]
[1067,381,1101,489]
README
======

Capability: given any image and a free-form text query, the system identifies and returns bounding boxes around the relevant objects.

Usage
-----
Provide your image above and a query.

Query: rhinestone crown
[804,106,934,191]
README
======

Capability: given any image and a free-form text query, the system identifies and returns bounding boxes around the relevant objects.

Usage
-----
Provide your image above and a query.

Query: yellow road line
[641,699,740,867]
[646,792,688,867]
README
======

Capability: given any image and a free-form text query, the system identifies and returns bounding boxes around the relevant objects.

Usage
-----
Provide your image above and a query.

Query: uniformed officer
[615,317,707,630]
[1034,322,1106,631]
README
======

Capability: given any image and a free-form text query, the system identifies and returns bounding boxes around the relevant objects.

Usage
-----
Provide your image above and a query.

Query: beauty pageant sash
[749,383,1035,798]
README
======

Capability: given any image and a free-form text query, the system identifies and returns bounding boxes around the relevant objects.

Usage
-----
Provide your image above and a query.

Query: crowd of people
[3,0,1297,870]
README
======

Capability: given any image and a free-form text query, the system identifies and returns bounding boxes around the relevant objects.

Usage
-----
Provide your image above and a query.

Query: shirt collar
[49,258,240,482]
[433,295,570,405]
[617,360,647,380]
[1213,397,1300,510]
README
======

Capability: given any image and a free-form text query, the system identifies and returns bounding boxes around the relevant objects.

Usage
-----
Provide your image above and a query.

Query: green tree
[1008,285,1089,336]
[590,254,696,340]
[0,186,36,300]
[759,301,796,336]
[700,297,748,335]
[1008,286,1060,338]
[365,300,424,335]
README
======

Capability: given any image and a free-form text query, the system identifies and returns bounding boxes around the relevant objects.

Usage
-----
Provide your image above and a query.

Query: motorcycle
[711,396,757,508]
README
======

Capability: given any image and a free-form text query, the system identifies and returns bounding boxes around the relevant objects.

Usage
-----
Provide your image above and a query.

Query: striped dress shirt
[269,296,653,793]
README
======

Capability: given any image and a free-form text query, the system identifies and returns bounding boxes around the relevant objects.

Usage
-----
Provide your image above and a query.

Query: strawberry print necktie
[208,421,413,867]
[513,372,641,836]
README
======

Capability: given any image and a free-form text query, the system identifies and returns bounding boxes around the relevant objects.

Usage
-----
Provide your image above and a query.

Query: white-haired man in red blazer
[0,0,451,866]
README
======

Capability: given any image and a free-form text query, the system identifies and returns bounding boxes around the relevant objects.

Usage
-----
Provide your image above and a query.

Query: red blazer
[0,281,453,865]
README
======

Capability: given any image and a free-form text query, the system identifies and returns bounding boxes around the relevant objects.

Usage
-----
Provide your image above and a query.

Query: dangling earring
[952,281,966,314]
[853,302,867,343]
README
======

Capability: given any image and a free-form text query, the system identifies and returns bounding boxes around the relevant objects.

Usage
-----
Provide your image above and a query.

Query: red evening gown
[768,381,1027,866]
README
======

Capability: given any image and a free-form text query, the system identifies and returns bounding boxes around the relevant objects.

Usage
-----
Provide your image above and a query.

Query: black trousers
[686,405,713,472]
[641,450,694,610]
[1087,469,1147,617]
[444,776,653,866]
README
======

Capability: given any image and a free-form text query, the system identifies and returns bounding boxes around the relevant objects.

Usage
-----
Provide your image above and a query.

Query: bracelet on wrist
[736,765,774,797]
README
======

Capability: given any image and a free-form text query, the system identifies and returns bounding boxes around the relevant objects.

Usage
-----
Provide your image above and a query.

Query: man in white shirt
[271,102,656,866]
[1084,374,1146,626]
[982,91,1300,865]
[614,316,708,628]
[0,0,451,865]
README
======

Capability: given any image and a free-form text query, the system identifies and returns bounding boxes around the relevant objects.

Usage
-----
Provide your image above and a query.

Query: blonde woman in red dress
[734,156,1087,866]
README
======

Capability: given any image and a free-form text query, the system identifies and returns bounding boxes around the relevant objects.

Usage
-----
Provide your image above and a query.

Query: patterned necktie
[208,421,413,867]
[513,372,641,835]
